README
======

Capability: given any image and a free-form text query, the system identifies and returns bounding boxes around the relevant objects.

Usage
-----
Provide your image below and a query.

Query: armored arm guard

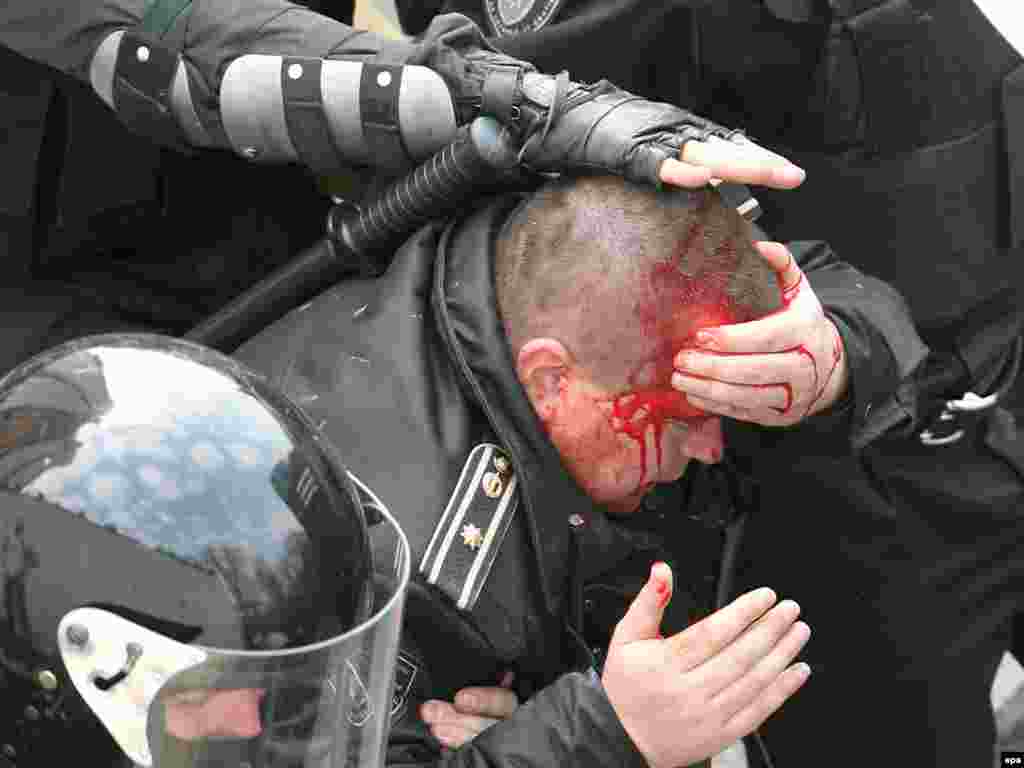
[0,0,467,173]
[0,0,758,189]
[88,29,457,175]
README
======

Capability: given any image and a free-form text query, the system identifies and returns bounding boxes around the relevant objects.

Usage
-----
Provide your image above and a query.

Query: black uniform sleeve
[388,670,649,768]
[0,0,445,149]
[0,0,408,82]
[789,239,929,448]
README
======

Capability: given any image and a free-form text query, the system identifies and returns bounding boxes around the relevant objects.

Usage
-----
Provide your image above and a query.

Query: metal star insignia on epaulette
[461,523,484,550]
[419,443,520,610]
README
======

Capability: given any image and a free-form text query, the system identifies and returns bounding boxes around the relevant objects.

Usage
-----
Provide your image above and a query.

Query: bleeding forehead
[626,259,749,385]
[638,261,747,338]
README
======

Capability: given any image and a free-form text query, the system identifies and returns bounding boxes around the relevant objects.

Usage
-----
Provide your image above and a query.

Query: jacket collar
[432,196,637,616]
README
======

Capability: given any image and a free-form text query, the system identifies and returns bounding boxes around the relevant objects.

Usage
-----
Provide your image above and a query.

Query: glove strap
[518,71,571,164]
[360,63,413,174]
[481,65,524,124]
[112,31,194,152]
[280,57,347,176]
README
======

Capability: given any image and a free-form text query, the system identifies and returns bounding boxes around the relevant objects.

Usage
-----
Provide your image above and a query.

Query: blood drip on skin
[771,258,842,417]
[779,260,804,309]
[801,322,843,416]
[609,390,704,485]
[603,221,764,487]
[676,247,838,419]
[654,574,671,608]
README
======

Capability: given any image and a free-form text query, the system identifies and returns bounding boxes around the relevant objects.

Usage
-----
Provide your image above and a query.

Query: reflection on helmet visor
[150,636,394,768]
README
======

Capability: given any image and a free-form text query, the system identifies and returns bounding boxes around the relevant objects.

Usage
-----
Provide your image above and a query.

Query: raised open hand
[601,563,811,768]
[420,562,810,763]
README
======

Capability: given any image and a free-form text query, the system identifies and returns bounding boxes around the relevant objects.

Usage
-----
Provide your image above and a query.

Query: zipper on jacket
[567,512,585,632]
[564,512,603,670]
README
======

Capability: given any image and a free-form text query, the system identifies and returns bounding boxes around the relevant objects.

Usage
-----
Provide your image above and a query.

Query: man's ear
[515,338,573,424]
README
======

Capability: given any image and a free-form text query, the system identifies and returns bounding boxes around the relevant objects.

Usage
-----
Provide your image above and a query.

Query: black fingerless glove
[513,72,742,186]
[404,13,742,187]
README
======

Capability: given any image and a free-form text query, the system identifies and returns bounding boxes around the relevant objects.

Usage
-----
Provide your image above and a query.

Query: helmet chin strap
[58,607,207,767]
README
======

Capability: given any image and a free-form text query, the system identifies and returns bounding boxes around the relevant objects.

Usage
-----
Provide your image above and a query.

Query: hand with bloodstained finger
[602,563,811,768]
[670,241,849,426]
[420,672,519,749]
[419,563,810,762]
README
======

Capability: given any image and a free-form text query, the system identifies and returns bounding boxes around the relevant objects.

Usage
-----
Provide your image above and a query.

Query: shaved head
[495,176,781,387]
[495,175,784,511]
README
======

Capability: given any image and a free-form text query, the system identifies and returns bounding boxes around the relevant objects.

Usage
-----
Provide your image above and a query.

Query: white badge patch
[484,0,566,36]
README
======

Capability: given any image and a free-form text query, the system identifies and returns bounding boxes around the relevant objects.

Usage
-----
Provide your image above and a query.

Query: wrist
[817,319,849,414]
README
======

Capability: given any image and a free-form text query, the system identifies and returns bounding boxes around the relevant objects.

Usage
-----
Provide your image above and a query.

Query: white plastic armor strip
[219,56,456,166]
[58,607,208,767]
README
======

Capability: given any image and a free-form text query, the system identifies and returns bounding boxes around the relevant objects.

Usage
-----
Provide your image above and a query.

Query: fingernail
[779,599,801,618]
[671,372,686,391]
[796,662,812,678]
[781,166,806,186]
[652,563,671,607]
[650,562,670,589]
[675,350,697,369]
[695,330,716,348]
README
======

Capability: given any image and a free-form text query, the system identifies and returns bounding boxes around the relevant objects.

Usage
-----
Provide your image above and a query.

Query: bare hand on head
[660,135,806,191]
[602,562,811,768]
[420,672,519,749]
[671,241,849,426]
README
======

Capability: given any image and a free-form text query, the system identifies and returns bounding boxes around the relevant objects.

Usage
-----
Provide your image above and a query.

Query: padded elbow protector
[90,31,458,174]
[219,55,457,174]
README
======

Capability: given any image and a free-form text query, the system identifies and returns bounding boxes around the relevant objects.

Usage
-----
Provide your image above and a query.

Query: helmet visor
[58,484,409,768]
[150,495,409,768]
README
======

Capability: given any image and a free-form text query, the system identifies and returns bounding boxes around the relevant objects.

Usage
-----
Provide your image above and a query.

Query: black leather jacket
[233,194,922,768]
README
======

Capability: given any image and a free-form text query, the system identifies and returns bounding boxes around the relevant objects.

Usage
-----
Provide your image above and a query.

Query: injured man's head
[495,176,781,515]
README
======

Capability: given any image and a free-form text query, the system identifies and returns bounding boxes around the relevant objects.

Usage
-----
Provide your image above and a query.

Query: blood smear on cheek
[600,225,784,486]
[607,388,707,487]
[608,240,753,485]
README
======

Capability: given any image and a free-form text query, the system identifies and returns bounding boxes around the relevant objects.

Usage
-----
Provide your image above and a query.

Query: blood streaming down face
[502,180,784,507]
[600,212,782,488]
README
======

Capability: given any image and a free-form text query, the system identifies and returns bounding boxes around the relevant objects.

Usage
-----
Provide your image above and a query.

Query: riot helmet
[0,334,411,768]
